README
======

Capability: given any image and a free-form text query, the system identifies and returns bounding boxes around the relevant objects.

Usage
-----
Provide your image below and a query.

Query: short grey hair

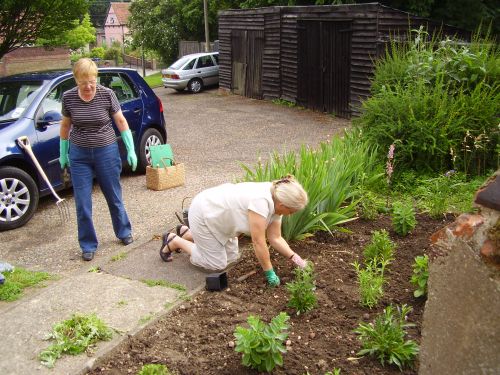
[272,175,308,211]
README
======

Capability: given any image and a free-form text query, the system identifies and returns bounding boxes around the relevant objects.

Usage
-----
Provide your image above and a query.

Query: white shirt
[193,182,281,245]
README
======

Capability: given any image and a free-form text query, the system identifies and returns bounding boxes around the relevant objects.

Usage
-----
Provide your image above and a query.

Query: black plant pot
[206,272,228,291]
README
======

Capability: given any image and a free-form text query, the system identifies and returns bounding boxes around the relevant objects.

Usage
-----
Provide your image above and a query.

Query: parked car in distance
[161,52,219,93]
[0,67,167,231]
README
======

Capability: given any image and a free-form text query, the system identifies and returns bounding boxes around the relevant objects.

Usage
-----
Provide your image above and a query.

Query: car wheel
[0,166,39,231]
[138,128,165,173]
[188,79,203,94]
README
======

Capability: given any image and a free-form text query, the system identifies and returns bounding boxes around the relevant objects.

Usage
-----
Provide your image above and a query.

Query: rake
[17,136,71,223]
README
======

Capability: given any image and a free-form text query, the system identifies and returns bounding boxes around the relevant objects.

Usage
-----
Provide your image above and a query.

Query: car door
[195,55,218,86]
[98,72,144,158]
[34,77,76,188]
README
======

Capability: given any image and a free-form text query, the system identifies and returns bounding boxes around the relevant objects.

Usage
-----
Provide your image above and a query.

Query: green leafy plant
[137,364,172,375]
[363,229,396,263]
[410,255,429,297]
[141,279,186,291]
[352,260,388,309]
[39,313,113,368]
[111,251,127,261]
[234,312,290,372]
[303,370,341,375]
[240,129,381,240]
[0,267,51,301]
[286,262,317,315]
[354,304,419,370]
[392,201,417,236]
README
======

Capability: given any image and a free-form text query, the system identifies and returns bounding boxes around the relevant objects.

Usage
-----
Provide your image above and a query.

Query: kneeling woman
[160,175,308,286]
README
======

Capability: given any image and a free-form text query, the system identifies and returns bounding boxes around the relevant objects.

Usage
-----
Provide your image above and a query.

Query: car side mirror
[38,110,62,126]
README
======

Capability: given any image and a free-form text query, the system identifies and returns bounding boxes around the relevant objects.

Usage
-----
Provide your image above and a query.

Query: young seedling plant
[352,258,389,309]
[410,254,429,297]
[234,312,290,373]
[286,262,317,315]
[354,304,419,370]
[392,200,417,236]
[363,229,396,263]
[137,363,172,375]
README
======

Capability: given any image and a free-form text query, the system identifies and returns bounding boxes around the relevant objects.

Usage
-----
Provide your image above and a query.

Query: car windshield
[170,56,192,70]
[0,81,44,122]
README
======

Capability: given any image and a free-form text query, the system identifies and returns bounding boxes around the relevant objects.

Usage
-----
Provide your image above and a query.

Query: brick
[451,213,484,239]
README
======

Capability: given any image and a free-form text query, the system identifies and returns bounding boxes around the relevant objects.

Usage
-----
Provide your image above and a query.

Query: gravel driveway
[0,87,350,275]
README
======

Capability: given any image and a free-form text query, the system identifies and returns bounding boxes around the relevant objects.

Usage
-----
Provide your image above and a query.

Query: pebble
[228,341,235,348]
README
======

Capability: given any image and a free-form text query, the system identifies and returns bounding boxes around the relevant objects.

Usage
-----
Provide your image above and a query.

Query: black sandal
[174,224,189,253]
[160,233,177,262]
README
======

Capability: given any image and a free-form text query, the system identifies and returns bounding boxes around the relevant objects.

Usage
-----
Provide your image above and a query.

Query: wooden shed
[218,3,470,118]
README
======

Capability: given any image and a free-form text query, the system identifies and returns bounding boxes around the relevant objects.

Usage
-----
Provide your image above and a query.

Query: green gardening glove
[264,268,280,287]
[59,139,70,169]
[121,129,137,171]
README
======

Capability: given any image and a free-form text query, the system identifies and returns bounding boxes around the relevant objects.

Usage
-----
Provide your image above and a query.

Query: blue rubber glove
[59,139,70,169]
[121,129,137,171]
[264,268,280,287]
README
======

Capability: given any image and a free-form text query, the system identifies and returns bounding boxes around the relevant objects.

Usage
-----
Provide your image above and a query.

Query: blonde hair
[272,175,308,211]
[73,58,98,81]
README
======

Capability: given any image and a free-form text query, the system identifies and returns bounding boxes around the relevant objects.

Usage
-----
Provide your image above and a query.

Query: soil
[87,214,453,375]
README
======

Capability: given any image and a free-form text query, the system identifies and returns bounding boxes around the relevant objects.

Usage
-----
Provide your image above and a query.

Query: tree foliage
[0,0,90,59]
[37,13,96,50]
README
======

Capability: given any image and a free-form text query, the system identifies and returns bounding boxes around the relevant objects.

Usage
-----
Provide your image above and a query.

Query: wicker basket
[146,158,185,191]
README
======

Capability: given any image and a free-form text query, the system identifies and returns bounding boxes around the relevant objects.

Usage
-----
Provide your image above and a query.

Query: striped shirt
[62,84,121,148]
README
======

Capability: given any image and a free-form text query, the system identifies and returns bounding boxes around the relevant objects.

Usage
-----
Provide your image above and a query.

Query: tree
[37,13,96,50]
[0,0,90,59]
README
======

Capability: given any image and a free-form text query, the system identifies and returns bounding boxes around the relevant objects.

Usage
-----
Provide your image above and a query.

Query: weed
[87,266,101,273]
[286,263,317,315]
[141,279,187,291]
[272,98,297,107]
[363,229,396,263]
[39,313,113,368]
[354,304,419,370]
[352,260,386,309]
[0,267,51,301]
[234,312,289,372]
[111,252,127,261]
[139,314,154,325]
[392,201,417,236]
[410,255,429,297]
[137,363,172,375]
[117,300,128,307]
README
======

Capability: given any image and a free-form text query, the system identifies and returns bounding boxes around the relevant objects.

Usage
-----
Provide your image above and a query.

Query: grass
[141,279,187,291]
[111,251,127,261]
[144,72,163,88]
[0,267,52,301]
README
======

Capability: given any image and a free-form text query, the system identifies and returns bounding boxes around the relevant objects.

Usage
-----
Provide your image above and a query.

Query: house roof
[110,2,131,25]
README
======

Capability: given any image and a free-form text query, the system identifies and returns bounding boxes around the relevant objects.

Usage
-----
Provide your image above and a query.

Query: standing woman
[60,58,137,261]
[160,175,308,286]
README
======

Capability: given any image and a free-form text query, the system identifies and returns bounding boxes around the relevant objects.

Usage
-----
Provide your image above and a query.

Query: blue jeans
[69,142,132,253]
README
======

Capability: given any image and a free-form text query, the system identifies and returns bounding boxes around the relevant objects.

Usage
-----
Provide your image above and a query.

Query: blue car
[0,68,167,230]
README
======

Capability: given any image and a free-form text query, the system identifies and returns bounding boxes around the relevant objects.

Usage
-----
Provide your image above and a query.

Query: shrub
[363,229,396,263]
[355,27,499,177]
[410,255,429,298]
[286,263,317,315]
[392,201,417,236]
[90,47,105,59]
[354,304,419,370]
[234,312,289,372]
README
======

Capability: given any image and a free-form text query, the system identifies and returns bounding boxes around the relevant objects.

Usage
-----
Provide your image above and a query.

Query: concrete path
[0,87,350,374]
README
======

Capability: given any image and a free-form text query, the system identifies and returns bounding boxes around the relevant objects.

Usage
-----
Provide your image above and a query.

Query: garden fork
[17,136,71,223]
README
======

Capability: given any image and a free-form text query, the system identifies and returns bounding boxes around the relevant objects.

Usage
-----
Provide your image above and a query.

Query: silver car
[161,52,219,93]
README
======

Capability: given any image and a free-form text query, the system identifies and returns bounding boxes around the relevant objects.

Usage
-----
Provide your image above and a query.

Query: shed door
[231,30,264,99]
[297,20,351,117]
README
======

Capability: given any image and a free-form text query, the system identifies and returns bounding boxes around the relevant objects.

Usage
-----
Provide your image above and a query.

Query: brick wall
[0,46,71,77]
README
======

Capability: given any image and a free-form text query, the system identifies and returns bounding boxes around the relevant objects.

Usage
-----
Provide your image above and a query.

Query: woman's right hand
[264,268,280,287]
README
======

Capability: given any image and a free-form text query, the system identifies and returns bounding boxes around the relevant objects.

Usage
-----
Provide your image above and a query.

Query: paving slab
[0,262,182,375]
